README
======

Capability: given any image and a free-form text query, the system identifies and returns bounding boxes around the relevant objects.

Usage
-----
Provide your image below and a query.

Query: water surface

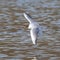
[0,0,60,60]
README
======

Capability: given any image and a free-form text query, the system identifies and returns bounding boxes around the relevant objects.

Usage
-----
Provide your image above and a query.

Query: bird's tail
[23,13,34,23]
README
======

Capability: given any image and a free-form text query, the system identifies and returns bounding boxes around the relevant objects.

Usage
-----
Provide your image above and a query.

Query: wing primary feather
[23,13,34,23]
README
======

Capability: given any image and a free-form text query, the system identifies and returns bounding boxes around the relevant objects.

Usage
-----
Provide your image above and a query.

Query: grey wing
[38,26,43,37]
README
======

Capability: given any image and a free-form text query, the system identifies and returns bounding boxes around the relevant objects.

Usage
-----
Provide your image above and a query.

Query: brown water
[0,0,60,60]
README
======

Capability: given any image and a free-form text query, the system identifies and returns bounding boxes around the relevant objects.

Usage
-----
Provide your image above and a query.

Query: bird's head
[28,23,37,29]
[28,24,31,29]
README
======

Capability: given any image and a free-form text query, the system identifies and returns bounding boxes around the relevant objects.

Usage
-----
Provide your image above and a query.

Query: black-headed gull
[23,13,43,44]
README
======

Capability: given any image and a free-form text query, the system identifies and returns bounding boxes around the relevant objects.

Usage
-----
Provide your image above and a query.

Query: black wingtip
[23,12,32,18]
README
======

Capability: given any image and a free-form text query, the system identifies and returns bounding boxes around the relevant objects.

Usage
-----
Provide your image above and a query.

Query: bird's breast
[29,23,39,29]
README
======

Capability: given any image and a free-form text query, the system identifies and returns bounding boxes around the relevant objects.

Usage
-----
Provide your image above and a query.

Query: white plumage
[23,13,43,44]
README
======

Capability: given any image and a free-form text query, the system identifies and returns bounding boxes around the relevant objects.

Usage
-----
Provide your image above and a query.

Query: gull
[23,13,43,44]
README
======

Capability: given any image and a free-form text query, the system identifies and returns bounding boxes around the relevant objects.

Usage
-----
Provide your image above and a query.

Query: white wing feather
[23,13,34,23]
[30,28,39,44]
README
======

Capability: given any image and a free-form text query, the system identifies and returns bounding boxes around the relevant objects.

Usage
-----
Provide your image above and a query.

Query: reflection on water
[32,57,37,60]
[0,0,60,60]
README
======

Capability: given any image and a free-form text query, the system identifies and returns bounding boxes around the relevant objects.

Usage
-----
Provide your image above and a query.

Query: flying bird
[23,13,43,44]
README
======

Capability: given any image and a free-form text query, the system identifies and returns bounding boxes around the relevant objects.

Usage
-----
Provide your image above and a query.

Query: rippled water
[0,0,60,60]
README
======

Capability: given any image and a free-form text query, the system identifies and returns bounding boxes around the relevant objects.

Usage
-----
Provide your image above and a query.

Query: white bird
[23,13,43,44]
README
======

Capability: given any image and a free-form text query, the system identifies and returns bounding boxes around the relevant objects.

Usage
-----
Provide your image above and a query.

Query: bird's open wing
[23,13,34,23]
[30,28,39,44]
